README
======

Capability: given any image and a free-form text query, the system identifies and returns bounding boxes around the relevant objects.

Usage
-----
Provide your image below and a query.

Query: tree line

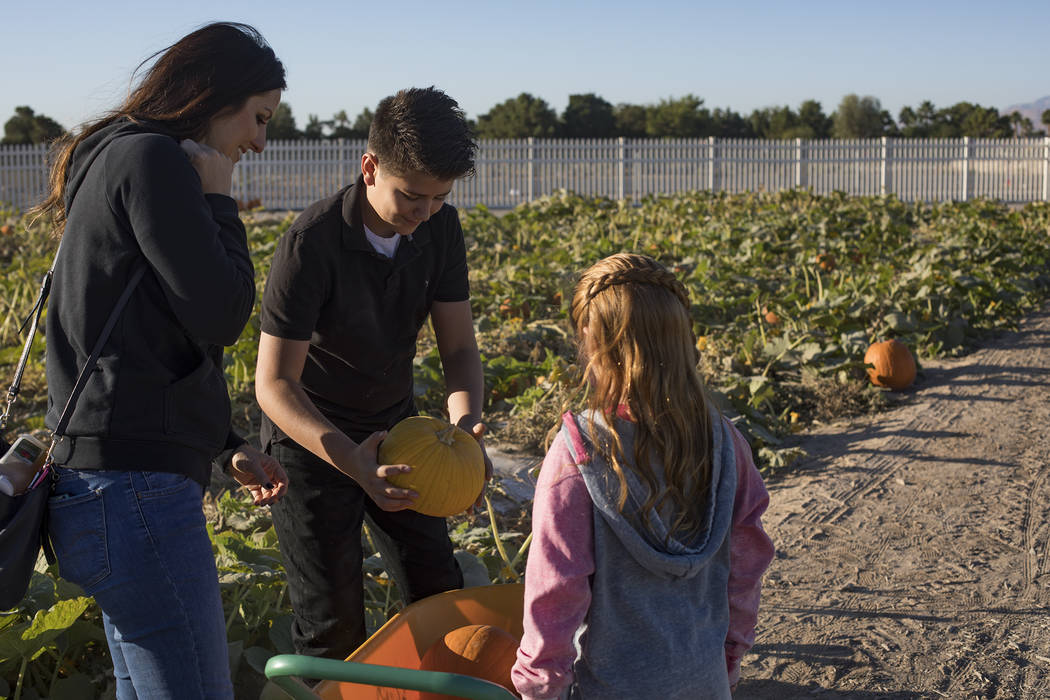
[5,94,1050,145]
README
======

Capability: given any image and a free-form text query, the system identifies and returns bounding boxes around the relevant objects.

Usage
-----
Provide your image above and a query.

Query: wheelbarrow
[264,583,524,699]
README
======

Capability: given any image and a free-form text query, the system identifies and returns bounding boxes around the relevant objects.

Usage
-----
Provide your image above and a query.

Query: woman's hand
[180,139,234,195]
[342,431,419,512]
[229,444,289,506]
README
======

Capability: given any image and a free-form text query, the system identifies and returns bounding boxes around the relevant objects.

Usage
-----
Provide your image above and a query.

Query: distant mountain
[1003,96,1050,127]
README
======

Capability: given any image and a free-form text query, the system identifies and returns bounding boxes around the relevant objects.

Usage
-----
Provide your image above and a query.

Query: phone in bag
[0,434,49,496]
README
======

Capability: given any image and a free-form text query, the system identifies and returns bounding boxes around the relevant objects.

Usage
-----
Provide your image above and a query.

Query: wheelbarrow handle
[264,654,520,700]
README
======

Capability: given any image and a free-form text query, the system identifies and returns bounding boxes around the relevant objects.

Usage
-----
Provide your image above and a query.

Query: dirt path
[489,304,1050,700]
[738,305,1050,699]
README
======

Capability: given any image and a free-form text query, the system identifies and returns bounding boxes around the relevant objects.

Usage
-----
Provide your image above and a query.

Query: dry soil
[736,303,1050,699]
[489,303,1050,700]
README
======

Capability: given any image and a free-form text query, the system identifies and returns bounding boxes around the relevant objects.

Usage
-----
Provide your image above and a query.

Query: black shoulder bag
[0,242,145,610]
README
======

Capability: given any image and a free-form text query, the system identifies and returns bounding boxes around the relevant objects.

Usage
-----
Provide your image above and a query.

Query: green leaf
[0,597,91,661]
[22,597,91,642]
[883,311,916,332]
[49,673,96,700]
[454,550,493,588]
[839,330,869,356]
[268,614,295,655]
[798,342,824,362]
[0,621,28,663]
[228,638,244,677]
[244,645,275,675]
[944,317,968,348]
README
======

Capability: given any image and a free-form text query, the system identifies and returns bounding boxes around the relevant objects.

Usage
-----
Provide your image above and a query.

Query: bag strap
[0,242,146,458]
[0,235,64,434]
[51,261,147,439]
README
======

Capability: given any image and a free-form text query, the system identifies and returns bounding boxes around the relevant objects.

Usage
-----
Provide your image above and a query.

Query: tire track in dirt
[1015,386,1050,700]
[740,305,1050,699]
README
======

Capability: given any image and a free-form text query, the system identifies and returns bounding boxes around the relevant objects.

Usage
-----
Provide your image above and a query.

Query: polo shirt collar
[340,175,433,253]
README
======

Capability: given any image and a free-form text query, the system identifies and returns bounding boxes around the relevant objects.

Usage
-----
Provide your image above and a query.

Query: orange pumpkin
[378,416,484,517]
[762,306,780,325]
[864,339,916,390]
[816,252,836,272]
[418,624,519,700]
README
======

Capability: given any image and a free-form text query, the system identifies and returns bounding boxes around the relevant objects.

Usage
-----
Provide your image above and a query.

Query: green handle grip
[264,654,519,700]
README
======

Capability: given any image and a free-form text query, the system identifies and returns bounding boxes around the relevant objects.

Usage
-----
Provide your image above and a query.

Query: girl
[511,253,775,699]
[36,22,289,699]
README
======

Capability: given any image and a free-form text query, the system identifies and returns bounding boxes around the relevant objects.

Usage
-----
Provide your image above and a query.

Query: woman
[35,22,289,699]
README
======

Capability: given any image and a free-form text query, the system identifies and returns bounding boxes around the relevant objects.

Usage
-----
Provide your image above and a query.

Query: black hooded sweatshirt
[44,120,252,487]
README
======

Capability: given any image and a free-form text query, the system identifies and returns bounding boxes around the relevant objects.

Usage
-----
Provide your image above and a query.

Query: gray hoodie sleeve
[110,133,255,346]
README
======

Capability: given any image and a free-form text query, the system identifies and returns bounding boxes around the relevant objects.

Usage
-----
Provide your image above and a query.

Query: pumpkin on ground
[864,339,916,390]
[378,416,484,517]
[418,624,519,700]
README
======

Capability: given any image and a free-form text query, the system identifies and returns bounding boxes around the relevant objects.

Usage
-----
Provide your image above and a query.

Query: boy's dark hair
[368,87,477,180]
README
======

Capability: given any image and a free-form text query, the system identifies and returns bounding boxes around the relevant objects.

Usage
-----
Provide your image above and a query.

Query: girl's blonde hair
[570,252,714,541]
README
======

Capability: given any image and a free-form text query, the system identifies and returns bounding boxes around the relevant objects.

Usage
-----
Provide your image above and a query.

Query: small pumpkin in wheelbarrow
[417,624,519,700]
[378,416,485,517]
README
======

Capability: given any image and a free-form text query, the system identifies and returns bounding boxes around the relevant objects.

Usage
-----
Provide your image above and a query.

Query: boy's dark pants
[267,440,464,660]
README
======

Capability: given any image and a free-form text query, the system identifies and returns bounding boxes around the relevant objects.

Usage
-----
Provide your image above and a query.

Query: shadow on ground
[736,678,928,699]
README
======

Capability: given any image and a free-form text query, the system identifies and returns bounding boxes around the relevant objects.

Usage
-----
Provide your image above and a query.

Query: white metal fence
[3,137,1049,212]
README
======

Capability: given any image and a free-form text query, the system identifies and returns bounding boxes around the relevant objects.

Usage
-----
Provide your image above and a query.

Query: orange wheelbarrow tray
[264,583,523,700]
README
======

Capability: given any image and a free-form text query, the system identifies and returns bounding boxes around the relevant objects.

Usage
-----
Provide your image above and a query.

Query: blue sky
[5,0,1048,132]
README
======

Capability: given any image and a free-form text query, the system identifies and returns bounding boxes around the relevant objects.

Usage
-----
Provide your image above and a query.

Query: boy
[255,87,490,660]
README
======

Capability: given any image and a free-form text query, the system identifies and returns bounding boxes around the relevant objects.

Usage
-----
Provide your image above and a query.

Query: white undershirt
[364,225,402,259]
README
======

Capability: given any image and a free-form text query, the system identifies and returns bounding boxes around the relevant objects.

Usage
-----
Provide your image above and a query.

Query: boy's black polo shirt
[259,177,470,447]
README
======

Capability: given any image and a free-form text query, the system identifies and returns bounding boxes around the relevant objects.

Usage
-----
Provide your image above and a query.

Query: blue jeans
[47,467,233,700]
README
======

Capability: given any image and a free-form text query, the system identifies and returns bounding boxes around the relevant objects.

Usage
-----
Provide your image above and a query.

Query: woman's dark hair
[35,22,286,233]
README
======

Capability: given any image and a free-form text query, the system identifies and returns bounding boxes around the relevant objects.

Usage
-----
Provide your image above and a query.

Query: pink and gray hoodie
[512,408,775,699]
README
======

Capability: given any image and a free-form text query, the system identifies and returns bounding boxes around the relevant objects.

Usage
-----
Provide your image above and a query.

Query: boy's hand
[229,444,289,506]
[349,431,419,511]
[467,422,494,510]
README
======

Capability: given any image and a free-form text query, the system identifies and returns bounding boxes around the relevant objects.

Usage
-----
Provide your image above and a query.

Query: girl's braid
[585,266,690,310]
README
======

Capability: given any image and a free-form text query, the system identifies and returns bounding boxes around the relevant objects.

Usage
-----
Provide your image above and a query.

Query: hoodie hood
[563,405,737,580]
[64,120,175,214]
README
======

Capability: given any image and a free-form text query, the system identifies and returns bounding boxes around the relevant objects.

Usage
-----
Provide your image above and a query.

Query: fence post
[526,137,535,202]
[707,136,718,192]
[880,137,890,196]
[962,136,972,201]
[617,137,625,201]
[795,138,808,189]
[1044,136,1049,202]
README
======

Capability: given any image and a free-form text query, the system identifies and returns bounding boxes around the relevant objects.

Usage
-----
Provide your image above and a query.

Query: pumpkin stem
[436,424,458,445]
